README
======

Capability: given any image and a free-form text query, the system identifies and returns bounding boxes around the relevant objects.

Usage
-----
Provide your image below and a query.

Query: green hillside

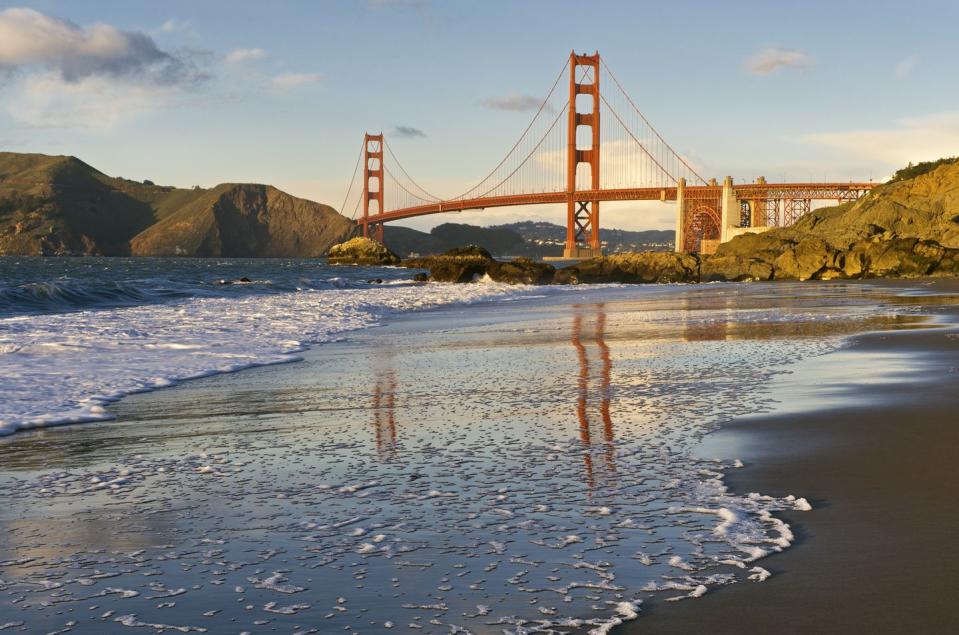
[0,152,353,256]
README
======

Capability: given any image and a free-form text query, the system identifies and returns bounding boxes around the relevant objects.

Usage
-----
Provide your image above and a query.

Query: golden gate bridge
[340,51,875,256]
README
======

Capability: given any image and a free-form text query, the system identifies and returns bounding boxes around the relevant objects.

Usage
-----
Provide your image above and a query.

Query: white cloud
[225,47,266,64]
[744,47,813,75]
[802,111,959,166]
[533,140,705,188]
[393,125,426,139]
[158,18,189,33]
[893,55,918,79]
[0,7,201,84]
[478,95,546,112]
[4,72,177,128]
[0,8,209,127]
[271,72,321,90]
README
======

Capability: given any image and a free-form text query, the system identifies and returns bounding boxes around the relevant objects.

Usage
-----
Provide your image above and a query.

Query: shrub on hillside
[890,157,959,183]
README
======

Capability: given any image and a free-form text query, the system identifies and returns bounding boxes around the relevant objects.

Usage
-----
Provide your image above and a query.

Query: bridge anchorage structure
[340,51,876,256]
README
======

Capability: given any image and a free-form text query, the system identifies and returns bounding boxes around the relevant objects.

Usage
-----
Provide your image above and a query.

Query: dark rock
[427,258,490,283]
[401,245,494,282]
[486,257,555,284]
[327,237,401,265]
[442,244,493,260]
[412,273,428,282]
[554,253,700,284]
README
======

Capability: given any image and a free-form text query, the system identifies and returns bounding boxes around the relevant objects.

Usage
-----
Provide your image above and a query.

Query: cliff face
[0,152,355,257]
[129,184,355,257]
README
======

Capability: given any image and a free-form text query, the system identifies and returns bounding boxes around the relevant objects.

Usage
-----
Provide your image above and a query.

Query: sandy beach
[1,280,957,633]
[628,279,959,634]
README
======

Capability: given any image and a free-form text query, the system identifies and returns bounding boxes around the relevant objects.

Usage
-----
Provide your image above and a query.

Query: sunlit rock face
[328,237,401,266]
[709,160,959,280]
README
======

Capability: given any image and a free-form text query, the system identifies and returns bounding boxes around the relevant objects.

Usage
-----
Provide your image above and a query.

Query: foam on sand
[0,281,554,436]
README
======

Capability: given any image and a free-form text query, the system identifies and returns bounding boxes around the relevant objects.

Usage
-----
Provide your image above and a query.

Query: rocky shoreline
[331,159,959,285]
[330,237,959,285]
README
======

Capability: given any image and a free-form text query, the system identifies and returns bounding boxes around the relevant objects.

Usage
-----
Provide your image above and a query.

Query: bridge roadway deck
[367,183,876,224]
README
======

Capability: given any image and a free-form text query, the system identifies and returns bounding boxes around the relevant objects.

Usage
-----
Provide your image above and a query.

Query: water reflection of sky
[0,283,945,634]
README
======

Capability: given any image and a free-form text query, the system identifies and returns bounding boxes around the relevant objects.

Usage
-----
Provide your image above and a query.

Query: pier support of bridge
[362,132,385,243]
[720,176,738,244]
[674,178,686,252]
[564,51,603,259]
[720,175,772,248]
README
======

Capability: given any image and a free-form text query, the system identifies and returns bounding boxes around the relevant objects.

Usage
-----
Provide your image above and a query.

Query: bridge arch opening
[683,205,721,253]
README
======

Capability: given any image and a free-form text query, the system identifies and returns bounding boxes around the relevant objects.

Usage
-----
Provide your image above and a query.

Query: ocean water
[0,257,560,436]
[0,259,936,634]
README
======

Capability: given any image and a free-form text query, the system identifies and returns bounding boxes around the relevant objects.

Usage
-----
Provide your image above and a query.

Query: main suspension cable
[340,138,365,219]
[472,103,569,200]
[601,59,707,184]
[600,93,676,184]
[451,57,571,201]
[383,138,441,202]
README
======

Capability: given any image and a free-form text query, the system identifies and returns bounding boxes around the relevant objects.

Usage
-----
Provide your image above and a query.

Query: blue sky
[1,0,957,231]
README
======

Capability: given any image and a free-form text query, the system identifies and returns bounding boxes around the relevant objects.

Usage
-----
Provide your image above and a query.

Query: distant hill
[496,221,674,254]
[130,183,354,257]
[384,221,674,258]
[0,152,354,256]
[384,223,526,257]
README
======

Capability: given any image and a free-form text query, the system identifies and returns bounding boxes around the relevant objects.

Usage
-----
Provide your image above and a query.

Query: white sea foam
[0,282,554,436]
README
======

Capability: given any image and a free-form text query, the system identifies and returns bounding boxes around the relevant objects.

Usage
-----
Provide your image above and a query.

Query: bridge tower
[565,51,602,259]
[362,132,385,243]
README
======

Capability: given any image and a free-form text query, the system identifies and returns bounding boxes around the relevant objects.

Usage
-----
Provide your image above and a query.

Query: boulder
[487,257,555,285]
[553,252,700,284]
[327,237,401,265]
[401,245,494,282]
[424,258,490,283]
[848,237,948,278]
[441,244,493,259]
[771,238,842,280]
[700,255,773,282]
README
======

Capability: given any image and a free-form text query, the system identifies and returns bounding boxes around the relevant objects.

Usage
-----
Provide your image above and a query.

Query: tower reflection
[571,304,616,492]
[372,348,398,461]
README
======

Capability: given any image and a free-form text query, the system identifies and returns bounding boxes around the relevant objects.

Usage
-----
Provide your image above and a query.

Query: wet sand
[629,279,959,634]
[2,281,958,633]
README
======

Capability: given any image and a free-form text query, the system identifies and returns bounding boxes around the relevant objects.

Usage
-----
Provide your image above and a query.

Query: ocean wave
[0,281,555,436]
[0,257,425,316]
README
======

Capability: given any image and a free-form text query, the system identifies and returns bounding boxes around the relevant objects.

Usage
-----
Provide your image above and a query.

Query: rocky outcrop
[700,255,773,282]
[403,245,494,283]
[553,252,700,284]
[487,257,556,285]
[327,237,401,265]
[402,247,557,284]
[699,160,959,281]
